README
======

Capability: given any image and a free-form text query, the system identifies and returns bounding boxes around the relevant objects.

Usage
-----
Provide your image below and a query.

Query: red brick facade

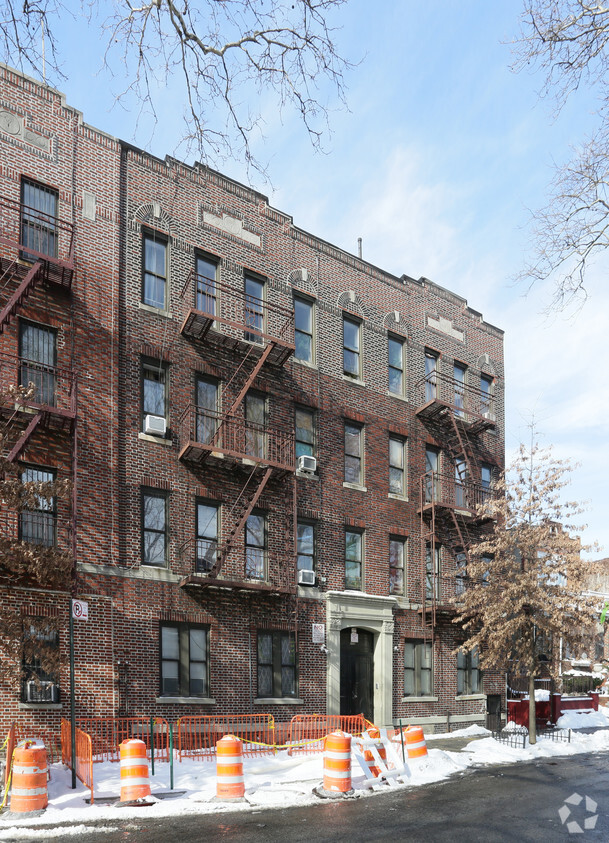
[0,64,505,737]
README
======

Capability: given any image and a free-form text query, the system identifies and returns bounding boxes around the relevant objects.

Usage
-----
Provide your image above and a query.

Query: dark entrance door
[486,693,501,732]
[340,628,374,722]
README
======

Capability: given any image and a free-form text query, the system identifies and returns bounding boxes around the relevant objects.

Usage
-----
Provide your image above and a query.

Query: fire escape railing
[180,270,295,350]
[0,350,77,416]
[419,470,495,514]
[415,371,495,423]
[0,509,73,555]
[177,544,295,592]
[0,194,75,286]
[179,405,295,471]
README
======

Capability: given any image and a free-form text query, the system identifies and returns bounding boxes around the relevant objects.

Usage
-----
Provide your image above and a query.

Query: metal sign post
[70,599,88,789]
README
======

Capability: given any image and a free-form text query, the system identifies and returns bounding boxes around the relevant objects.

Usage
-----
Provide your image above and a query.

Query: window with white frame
[295,406,316,459]
[389,435,407,497]
[142,232,167,309]
[389,537,405,595]
[195,253,218,314]
[245,511,266,579]
[196,501,218,572]
[343,315,361,378]
[244,273,265,341]
[425,542,440,600]
[142,359,168,430]
[424,350,438,401]
[345,529,363,590]
[142,489,168,566]
[454,362,466,416]
[294,295,314,363]
[344,422,363,486]
[297,520,315,572]
[404,639,433,697]
[388,335,405,395]
[160,623,209,697]
[257,631,297,698]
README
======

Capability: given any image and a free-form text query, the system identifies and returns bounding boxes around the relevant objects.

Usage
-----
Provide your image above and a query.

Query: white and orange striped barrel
[404,725,428,759]
[323,730,352,793]
[119,739,151,802]
[10,740,48,813]
[216,735,245,799]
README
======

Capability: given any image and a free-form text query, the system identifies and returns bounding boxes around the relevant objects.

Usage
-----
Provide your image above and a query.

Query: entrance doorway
[340,628,374,721]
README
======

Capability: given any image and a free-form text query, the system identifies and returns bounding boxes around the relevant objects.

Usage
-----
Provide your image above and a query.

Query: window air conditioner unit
[297,455,317,474]
[298,569,316,586]
[25,680,58,703]
[144,414,167,436]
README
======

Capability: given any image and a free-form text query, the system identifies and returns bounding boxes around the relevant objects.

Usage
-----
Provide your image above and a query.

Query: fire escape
[0,194,76,461]
[177,267,296,595]
[415,369,497,629]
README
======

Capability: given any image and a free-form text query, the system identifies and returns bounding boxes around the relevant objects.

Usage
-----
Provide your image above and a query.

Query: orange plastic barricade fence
[177,715,275,760]
[61,719,94,804]
[76,717,169,763]
[10,740,48,813]
[4,722,18,789]
[287,714,367,755]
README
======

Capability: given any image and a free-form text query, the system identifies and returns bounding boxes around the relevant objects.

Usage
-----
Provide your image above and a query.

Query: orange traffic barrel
[404,726,428,759]
[10,740,48,814]
[216,735,245,799]
[363,728,386,778]
[119,739,151,802]
[323,730,352,793]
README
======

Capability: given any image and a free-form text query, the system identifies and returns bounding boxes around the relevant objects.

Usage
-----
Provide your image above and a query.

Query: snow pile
[0,711,608,834]
[534,689,550,701]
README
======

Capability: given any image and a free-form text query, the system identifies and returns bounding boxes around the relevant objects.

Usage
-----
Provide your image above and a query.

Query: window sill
[138,302,173,319]
[254,698,304,706]
[455,694,486,701]
[387,391,408,403]
[342,482,367,492]
[342,375,366,387]
[293,358,317,370]
[401,696,439,703]
[138,432,172,446]
[156,696,216,705]
[388,492,408,502]
[19,703,63,711]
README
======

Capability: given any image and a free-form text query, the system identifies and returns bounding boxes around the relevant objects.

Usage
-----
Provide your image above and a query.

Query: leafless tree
[456,434,598,743]
[0,0,353,173]
[514,2,609,308]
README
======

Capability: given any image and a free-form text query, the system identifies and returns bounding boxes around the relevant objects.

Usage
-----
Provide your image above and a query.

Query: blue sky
[41,0,608,557]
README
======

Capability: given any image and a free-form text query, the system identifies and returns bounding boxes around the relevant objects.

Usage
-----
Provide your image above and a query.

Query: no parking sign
[72,599,88,621]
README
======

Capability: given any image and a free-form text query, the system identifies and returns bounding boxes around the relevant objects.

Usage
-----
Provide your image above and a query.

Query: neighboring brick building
[0,64,505,737]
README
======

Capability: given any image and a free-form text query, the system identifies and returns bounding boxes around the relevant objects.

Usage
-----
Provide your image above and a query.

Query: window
[425,542,440,600]
[21,179,58,259]
[294,295,314,363]
[454,362,466,417]
[142,233,167,309]
[244,273,265,341]
[245,392,266,458]
[195,253,218,315]
[481,463,492,502]
[344,422,363,486]
[297,521,315,572]
[455,458,467,508]
[20,466,56,546]
[257,631,297,698]
[389,537,405,595]
[245,512,266,579]
[425,446,440,503]
[424,350,438,401]
[345,529,363,590]
[388,335,405,395]
[457,648,481,695]
[19,321,57,406]
[404,640,433,697]
[195,376,219,445]
[455,550,467,596]
[160,623,209,698]
[295,406,316,459]
[142,360,168,428]
[343,315,361,378]
[480,374,493,418]
[142,490,168,566]
[196,502,218,572]
[21,624,59,704]
[389,435,407,497]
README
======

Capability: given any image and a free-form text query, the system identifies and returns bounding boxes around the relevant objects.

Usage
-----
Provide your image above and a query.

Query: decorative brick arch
[384,310,409,337]
[133,201,173,232]
[289,268,317,296]
[337,290,366,318]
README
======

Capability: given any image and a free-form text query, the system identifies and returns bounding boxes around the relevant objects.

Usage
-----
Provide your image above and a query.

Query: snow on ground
[2,709,609,836]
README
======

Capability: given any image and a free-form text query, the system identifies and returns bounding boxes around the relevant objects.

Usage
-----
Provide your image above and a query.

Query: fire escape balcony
[179,406,295,474]
[415,372,496,434]
[0,351,77,430]
[418,471,494,520]
[178,545,296,594]
[0,194,75,289]
[415,574,478,617]
[180,271,295,366]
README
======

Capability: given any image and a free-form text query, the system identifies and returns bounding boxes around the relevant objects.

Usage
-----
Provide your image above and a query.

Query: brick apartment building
[0,63,505,737]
